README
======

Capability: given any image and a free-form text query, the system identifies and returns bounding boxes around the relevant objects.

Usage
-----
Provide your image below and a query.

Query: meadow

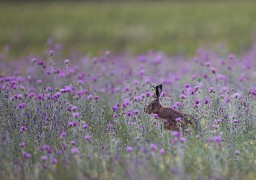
[1,41,256,179]
[1,1,256,179]
[0,1,256,56]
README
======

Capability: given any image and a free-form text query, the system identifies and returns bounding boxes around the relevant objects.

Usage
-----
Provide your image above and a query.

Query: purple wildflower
[149,143,158,151]
[126,146,133,153]
[84,135,92,143]
[70,147,79,154]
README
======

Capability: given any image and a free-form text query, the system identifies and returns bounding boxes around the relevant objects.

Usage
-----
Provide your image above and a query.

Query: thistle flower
[233,93,241,99]
[172,131,180,138]
[22,152,31,159]
[17,103,26,109]
[19,142,25,148]
[180,137,186,143]
[149,143,157,151]
[87,94,93,100]
[126,110,132,117]
[41,155,48,161]
[73,112,80,118]
[67,121,78,127]
[159,148,165,155]
[82,124,88,129]
[70,147,79,154]
[176,117,182,122]
[126,146,133,153]
[71,106,78,111]
[84,135,92,143]
[70,140,76,146]
[133,110,140,115]
[51,158,58,164]
[208,87,215,93]
[60,132,66,139]
[19,126,27,133]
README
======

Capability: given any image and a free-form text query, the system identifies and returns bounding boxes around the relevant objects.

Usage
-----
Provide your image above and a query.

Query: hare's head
[145,84,162,114]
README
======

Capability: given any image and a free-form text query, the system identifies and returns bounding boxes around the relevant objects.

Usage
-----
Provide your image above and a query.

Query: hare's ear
[155,84,163,100]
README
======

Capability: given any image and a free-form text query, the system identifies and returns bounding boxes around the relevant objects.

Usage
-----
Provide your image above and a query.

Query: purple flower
[207,136,222,147]
[19,142,25,148]
[87,95,93,100]
[208,87,215,93]
[211,67,216,74]
[180,137,186,143]
[41,155,48,161]
[19,126,27,133]
[172,131,180,138]
[73,112,80,118]
[179,94,186,99]
[149,143,158,151]
[67,121,78,127]
[228,54,235,60]
[71,106,78,111]
[159,148,165,155]
[195,99,200,106]
[184,84,191,89]
[124,86,130,92]
[112,105,118,112]
[233,119,239,123]
[70,140,76,146]
[64,59,70,64]
[60,132,66,139]
[51,158,58,164]
[70,147,79,154]
[48,50,55,56]
[233,93,241,99]
[133,110,140,115]
[146,92,151,97]
[126,110,132,117]
[175,117,182,122]
[17,103,26,109]
[126,146,133,153]
[84,135,92,143]
[234,150,240,155]
[205,97,210,105]
[22,152,31,159]
[82,124,88,129]
[28,92,35,99]
[43,145,52,154]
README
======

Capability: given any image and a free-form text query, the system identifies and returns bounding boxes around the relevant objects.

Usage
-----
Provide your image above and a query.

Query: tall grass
[1,41,256,179]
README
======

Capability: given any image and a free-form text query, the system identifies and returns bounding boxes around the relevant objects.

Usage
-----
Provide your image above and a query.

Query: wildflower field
[1,40,256,179]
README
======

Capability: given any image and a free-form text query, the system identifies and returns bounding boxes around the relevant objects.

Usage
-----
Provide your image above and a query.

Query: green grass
[0,1,256,56]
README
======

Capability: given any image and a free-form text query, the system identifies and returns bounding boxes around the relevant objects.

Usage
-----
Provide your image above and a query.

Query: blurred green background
[0,1,256,56]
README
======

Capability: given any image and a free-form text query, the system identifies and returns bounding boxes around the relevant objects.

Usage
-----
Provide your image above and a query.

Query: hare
[145,84,199,131]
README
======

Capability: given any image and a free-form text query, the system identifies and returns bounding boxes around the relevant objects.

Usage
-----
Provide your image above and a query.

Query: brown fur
[145,85,198,131]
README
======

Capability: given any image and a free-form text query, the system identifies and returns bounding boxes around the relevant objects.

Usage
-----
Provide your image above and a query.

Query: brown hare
[145,84,199,132]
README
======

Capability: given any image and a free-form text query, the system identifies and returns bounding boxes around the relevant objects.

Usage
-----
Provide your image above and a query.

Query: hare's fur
[145,85,198,131]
